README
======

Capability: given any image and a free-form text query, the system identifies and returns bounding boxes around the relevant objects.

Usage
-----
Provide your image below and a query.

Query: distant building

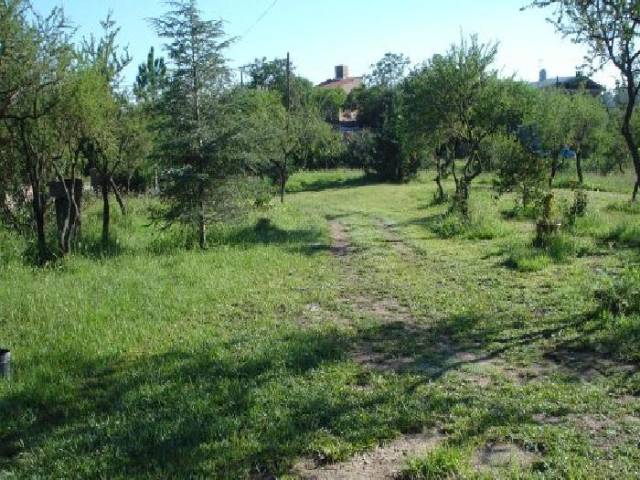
[530,69,605,96]
[318,65,363,131]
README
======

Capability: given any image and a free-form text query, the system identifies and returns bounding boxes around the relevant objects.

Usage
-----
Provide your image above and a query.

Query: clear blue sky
[33,0,619,89]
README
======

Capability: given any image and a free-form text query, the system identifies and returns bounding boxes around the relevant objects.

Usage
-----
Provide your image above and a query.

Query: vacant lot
[1,169,639,479]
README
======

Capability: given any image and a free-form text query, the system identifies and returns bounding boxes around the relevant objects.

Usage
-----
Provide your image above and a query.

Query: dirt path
[292,431,442,480]
[290,222,443,479]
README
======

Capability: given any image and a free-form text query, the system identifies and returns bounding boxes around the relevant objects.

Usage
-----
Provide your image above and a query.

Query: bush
[430,208,509,240]
[607,201,640,215]
[570,189,588,217]
[343,130,377,170]
[603,223,640,248]
[400,445,465,479]
[596,268,640,316]
[505,233,578,272]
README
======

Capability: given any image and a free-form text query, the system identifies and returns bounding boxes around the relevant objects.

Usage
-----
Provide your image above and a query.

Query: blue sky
[33,0,620,89]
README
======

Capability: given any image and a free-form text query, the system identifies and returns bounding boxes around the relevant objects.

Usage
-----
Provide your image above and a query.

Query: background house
[530,68,605,96]
[318,65,363,131]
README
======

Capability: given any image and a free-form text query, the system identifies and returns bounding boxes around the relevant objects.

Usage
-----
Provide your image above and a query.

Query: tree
[151,0,238,248]
[346,53,420,182]
[244,56,314,109]
[492,127,549,210]
[405,37,530,214]
[2,5,73,262]
[530,88,572,186]
[566,92,609,184]
[311,87,347,124]
[528,0,640,200]
[79,15,132,247]
[365,52,411,88]
[134,46,167,103]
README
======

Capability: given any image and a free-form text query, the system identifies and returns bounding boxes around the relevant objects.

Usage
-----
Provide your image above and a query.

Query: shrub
[571,189,588,217]
[607,201,640,215]
[504,242,551,272]
[603,223,640,248]
[596,268,640,316]
[400,445,465,480]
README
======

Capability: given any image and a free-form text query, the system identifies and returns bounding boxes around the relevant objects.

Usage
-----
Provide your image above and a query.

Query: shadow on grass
[220,217,332,256]
[287,174,376,194]
[2,307,638,477]
[73,235,127,259]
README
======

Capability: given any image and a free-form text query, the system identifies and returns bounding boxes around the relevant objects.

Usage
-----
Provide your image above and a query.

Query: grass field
[1,169,640,479]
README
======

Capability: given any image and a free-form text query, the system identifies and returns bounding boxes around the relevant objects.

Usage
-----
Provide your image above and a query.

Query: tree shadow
[287,174,377,194]
[3,306,637,477]
[219,217,331,256]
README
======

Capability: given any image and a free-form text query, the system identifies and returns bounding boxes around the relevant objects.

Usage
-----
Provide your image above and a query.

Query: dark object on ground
[0,349,10,379]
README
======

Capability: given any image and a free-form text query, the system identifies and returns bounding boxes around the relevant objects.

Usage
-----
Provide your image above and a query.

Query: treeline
[2,0,640,264]
[346,42,633,218]
[0,0,346,261]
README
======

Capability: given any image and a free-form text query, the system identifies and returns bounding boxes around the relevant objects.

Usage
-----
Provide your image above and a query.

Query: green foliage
[134,46,167,103]
[244,56,314,110]
[151,0,242,246]
[491,129,549,209]
[401,445,465,479]
[596,267,640,316]
[312,87,347,124]
[364,52,411,88]
[348,81,418,182]
[506,233,579,272]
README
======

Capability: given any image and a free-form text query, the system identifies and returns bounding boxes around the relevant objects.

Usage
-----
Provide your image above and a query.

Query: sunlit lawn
[1,168,639,478]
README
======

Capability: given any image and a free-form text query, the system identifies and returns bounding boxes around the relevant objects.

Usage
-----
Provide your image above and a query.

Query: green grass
[1,168,640,478]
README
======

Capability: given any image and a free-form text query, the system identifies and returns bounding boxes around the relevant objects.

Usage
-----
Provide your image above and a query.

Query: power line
[239,0,279,40]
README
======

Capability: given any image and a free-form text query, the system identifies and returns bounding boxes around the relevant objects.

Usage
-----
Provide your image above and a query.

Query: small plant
[400,445,465,479]
[535,193,562,247]
[571,189,588,217]
[596,268,640,316]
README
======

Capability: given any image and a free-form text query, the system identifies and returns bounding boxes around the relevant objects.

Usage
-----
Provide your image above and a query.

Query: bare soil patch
[292,431,443,480]
[473,441,537,473]
[329,222,351,257]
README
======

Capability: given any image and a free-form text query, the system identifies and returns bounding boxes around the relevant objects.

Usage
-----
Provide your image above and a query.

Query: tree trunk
[198,198,207,249]
[32,189,47,263]
[276,160,287,204]
[279,171,286,203]
[576,150,584,185]
[101,178,110,247]
[434,157,445,202]
[454,178,470,218]
[110,177,126,215]
[549,158,558,188]
[622,78,640,202]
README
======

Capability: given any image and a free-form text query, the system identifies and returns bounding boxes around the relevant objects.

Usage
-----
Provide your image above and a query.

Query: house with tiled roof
[318,65,362,131]
[530,69,604,96]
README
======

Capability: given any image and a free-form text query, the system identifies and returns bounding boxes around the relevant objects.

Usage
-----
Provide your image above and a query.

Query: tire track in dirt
[289,221,443,480]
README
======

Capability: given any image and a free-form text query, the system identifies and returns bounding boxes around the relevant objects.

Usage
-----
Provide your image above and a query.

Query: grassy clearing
[1,169,640,478]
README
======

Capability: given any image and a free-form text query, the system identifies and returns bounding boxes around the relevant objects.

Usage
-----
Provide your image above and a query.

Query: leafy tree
[528,0,640,200]
[134,46,167,103]
[245,56,314,109]
[347,53,420,182]
[365,52,411,88]
[151,0,240,248]
[78,16,133,247]
[530,88,572,186]
[405,37,530,214]
[566,92,609,184]
[311,87,347,124]
[2,5,73,261]
[492,127,549,210]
